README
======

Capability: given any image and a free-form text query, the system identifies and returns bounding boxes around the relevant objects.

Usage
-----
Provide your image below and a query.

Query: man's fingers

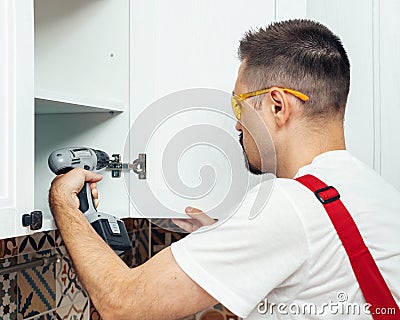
[90,184,98,196]
[90,183,99,208]
[171,218,195,233]
[80,168,103,183]
[185,207,215,226]
[172,207,216,233]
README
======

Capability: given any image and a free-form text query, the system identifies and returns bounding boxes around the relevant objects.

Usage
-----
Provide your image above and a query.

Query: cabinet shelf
[34,0,129,115]
[35,89,125,114]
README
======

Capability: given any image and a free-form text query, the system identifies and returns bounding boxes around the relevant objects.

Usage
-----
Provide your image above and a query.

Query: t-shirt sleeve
[170,180,309,318]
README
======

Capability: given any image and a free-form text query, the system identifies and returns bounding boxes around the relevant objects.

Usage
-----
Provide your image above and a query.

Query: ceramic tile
[55,297,89,320]
[0,257,18,320]
[120,231,138,268]
[150,218,188,233]
[136,218,150,231]
[196,309,225,320]
[88,302,234,320]
[120,218,134,233]
[216,304,241,320]
[54,231,64,248]
[121,218,149,233]
[89,303,101,320]
[150,227,187,256]
[18,231,56,255]
[17,250,56,319]
[29,310,58,320]
[45,310,58,320]
[195,305,240,320]
[55,247,87,308]
[0,237,19,258]
[135,228,150,265]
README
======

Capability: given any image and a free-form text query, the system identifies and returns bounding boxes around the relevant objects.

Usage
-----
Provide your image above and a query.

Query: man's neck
[276,124,346,179]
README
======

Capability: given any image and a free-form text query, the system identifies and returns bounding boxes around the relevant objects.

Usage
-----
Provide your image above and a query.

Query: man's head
[234,19,350,177]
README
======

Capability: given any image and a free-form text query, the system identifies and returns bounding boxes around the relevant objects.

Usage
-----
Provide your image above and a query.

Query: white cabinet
[1,0,132,238]
[0,1,35,239]
[30,0,277,228]
[3,0,400,239]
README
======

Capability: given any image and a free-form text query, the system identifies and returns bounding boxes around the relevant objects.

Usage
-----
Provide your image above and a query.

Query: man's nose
[235,120,242,132]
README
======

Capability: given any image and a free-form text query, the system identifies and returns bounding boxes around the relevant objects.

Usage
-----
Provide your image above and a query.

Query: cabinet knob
[22,211,43,231]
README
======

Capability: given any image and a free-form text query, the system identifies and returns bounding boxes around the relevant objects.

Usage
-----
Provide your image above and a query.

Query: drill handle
[77,182,97,215]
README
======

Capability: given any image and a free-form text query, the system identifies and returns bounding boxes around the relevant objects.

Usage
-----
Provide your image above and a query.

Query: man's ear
[268,87,291,127]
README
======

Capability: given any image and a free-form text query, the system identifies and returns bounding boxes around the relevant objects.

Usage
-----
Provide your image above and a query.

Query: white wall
[307,0,375,169]
[378,0,400,190]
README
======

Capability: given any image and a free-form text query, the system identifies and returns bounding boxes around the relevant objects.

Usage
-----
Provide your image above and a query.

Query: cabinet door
[1,1,35,238]
[33,0,130,222]
[379,0,400,190]
[128,0,276,219]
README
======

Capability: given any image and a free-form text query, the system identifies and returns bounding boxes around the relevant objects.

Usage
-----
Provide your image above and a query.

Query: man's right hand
[172,207,216,233]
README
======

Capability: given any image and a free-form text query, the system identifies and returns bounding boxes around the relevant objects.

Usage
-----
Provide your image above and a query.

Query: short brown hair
[238,19,350,120]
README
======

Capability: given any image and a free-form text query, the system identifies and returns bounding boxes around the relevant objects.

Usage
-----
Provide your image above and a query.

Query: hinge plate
[107,154,146,179]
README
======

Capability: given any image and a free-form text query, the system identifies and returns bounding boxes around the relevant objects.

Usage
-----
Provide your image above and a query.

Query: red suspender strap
[295,174,400,319]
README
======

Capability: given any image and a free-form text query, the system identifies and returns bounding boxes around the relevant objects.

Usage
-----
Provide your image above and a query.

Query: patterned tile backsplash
[55,246,87,309]
[0,257,18,320]
[17,250,56,318]
[0,219,242,320]
[0,238,18,259]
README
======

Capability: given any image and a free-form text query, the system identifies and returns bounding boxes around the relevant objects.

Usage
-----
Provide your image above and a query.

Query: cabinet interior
[33,0,131,229]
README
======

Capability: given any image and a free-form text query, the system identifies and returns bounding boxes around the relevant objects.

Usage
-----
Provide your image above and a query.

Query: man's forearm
[49,190,132,318]
[48,169,217,320]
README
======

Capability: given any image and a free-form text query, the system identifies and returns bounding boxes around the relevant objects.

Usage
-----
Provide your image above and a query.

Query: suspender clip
[314,186,340,204]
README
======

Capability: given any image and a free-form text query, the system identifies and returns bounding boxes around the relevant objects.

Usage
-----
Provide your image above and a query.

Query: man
[49,19,400,319]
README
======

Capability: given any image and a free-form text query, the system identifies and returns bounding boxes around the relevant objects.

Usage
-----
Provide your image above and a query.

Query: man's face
[238,131,262,174]
[233,63,276,175]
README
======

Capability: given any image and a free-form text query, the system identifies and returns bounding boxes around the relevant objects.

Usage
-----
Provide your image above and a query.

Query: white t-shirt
[171,150,400,319]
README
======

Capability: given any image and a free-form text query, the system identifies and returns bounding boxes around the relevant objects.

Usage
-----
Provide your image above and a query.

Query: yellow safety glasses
[231,87,309,120]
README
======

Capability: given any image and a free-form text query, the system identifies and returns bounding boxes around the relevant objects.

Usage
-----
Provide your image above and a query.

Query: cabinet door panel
[379,0,400,190]
[129,0,275,218]
[1,1,35,238]
[0,1,15,238]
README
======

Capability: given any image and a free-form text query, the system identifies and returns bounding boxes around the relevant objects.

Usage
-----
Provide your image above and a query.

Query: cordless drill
[48,147,132,254]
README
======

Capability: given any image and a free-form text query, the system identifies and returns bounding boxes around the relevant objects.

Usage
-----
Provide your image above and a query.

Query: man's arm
[49,168,217,320]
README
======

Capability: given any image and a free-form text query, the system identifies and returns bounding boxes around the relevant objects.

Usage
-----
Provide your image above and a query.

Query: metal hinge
[107,153,146,179]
